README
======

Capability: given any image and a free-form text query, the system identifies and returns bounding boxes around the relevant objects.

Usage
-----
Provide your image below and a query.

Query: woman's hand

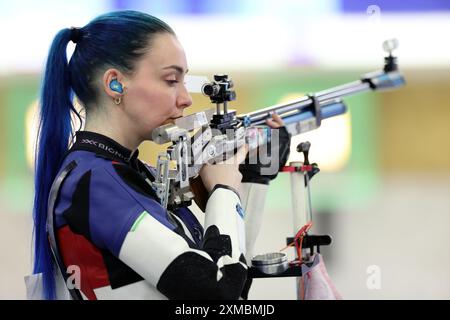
[265,112,285,128]
[239,112,291,185]
[199,144,249,195]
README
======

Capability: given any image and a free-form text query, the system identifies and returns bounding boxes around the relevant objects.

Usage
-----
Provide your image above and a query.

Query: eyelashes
[166,80,187,86]
[166,80,179,86]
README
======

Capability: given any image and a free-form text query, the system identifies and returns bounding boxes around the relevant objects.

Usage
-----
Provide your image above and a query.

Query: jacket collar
[70,131,138,164]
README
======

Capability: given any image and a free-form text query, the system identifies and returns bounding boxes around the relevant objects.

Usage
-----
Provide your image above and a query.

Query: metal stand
[248,141,332,300]
[284,142,331,299]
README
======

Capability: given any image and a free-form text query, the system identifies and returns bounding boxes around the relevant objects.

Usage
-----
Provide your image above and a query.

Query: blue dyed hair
[33,10,174,299]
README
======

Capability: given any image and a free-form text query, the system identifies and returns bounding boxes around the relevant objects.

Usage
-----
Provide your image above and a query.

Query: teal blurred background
[1,0,450,299]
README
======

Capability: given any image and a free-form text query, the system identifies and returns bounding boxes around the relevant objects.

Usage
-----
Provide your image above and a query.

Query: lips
[161,114,183,126]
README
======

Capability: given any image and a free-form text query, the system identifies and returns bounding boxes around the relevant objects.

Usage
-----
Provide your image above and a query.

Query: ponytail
[33,28,77,299]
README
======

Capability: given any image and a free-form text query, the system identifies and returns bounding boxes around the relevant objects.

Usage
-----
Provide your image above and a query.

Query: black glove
[239,126,291,185]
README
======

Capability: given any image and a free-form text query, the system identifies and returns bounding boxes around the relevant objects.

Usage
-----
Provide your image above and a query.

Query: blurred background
[1,0,450,299]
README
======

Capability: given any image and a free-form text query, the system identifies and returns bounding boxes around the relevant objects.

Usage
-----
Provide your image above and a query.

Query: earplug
[109,79,123,93]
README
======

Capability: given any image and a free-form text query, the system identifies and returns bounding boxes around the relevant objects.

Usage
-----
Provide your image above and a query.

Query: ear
[102,68,127,100]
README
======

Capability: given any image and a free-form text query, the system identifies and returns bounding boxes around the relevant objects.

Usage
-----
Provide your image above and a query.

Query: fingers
[265,112,285,128]
[216,144,248,165]
[234,144,249,165]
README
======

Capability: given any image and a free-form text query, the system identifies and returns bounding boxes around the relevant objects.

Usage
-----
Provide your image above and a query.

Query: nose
[177,84,193,110]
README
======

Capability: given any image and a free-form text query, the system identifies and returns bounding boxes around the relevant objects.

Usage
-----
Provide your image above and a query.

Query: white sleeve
[204,186,246,258]
[118,186,248,299]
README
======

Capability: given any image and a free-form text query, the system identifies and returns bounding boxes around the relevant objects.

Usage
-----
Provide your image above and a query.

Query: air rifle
[150,39,405,209]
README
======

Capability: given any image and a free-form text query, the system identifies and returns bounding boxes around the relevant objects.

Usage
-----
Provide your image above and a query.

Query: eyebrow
[162,65,189,74]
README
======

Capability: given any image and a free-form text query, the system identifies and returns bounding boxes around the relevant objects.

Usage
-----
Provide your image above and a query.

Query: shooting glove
[239,126,291,185]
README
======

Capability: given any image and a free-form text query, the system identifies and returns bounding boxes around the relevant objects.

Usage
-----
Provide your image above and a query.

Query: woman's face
[123,32,192,139]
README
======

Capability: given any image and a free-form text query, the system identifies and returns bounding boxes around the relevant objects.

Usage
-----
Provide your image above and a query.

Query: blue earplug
[109,79,123,94]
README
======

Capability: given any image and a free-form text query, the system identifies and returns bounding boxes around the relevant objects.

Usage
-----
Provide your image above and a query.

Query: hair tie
[70,27,82,43]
